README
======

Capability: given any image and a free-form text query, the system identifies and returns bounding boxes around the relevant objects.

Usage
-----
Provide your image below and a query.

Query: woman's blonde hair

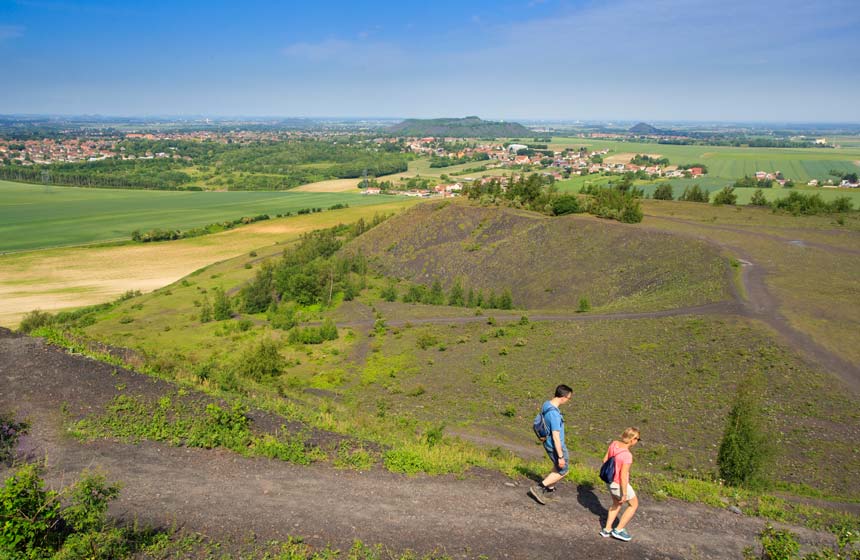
[620,427,641,444]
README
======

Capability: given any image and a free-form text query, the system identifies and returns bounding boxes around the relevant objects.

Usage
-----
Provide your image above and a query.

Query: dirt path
[0,328,835,559]
[641,215,860,392]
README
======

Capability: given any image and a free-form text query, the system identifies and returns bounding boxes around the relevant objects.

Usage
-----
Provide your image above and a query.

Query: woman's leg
[616,495,639,530]
[604,496,622,531]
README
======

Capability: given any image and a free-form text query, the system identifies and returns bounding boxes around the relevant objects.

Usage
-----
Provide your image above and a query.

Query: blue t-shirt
[541,401,566,454]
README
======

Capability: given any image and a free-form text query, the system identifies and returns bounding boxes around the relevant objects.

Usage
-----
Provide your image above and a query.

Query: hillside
[387,116,531,138]
[346,200,730,312]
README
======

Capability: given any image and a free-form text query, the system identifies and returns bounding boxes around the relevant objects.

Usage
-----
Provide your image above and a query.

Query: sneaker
[599,529,611,538]
[611,528,632,542]
[528,486,547,505]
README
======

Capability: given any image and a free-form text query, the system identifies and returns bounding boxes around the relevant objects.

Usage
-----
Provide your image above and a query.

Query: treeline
[383,278,514,309]
[429,152,489,168]
[463,173,643,224]
[658,136,826,148]
[131,214,271,243]
[631,154,669,166]
[651,183,854,214]
[0,160,193,190]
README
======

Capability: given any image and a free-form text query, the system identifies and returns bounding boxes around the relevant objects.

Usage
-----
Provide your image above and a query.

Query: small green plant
[416,332,439,350]
[236,338,285,381]
[577,297,591,313]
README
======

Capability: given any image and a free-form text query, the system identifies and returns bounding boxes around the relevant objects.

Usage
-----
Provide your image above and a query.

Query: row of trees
[382,278,515,310]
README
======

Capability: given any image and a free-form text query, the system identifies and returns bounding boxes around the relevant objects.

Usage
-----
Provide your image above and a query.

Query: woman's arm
[619,462,630,501]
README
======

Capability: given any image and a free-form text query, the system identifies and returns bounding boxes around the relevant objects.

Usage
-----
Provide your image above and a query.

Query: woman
[600,427,641,542]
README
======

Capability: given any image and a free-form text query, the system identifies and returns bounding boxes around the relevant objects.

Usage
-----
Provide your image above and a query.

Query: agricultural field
[0,179,404,252]
[0,197,418,326]
[548,137,860,184]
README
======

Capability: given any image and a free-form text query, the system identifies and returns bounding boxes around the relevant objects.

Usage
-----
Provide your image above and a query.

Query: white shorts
[608,482,636,501]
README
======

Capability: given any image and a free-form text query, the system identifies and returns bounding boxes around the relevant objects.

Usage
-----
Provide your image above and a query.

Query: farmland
[548,137,860,184]
[0,180,404,252]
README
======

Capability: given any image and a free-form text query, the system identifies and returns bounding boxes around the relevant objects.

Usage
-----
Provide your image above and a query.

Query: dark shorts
[544,445,570,475]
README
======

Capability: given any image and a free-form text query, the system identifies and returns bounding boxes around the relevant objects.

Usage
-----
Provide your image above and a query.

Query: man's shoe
[599,529,611,538]
[611,528,632,542]
[528,486,547,505]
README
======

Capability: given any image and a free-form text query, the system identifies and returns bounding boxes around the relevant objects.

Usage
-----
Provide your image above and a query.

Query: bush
[577,297,591,313]
[212,287,232,321]
[18,309,54,334]
[235,338,285,381]
[679,184,709,203]
[380,280,398,302]
[712,186,738,205]
[551,193,582,215]
[653,183,674,200]
[718,379,771,488]
[0,465,122,559]
[750,189,768,206]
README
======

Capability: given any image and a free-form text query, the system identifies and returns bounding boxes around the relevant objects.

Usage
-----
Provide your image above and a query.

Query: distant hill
[629,122,665,135]
[388,116,531,138]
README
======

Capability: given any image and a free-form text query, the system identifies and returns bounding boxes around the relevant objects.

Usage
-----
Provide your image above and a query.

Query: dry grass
[291,178,363,193]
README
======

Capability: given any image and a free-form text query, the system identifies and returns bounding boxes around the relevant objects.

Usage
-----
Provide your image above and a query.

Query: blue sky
[1,0,858,121]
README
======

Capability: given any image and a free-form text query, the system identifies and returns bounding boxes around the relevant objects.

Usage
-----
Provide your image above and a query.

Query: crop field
[0,180,403,252]
[548,137,860,183]
[0,198,418,326]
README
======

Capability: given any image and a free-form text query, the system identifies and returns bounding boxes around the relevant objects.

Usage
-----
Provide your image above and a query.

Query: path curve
[0,329,834,560]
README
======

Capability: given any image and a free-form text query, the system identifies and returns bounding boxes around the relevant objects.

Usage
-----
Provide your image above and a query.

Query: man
[529,384,573,504]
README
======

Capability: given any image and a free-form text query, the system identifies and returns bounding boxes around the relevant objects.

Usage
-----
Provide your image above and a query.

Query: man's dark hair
[555,384,573,398]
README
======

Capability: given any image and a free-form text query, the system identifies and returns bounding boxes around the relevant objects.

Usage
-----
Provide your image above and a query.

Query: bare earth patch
[604,152,663,164]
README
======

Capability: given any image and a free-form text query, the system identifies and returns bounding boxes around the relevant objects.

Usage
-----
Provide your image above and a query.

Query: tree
[652,183,674,200]
[679,184,709,203]
[380,280,398,302]
[447,278,465,307]
[718,377,771,488]
[712,186,737,205]
[749,189,768,206]
[498,289,513,310]
[212,287,232,321]
[551,193,581,215]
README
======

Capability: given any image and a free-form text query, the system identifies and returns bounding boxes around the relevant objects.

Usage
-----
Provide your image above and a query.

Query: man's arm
[552,430,565,467]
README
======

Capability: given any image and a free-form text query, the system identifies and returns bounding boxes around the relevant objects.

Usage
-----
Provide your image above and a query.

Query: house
[689,167,704,176]
[362,188,381,195]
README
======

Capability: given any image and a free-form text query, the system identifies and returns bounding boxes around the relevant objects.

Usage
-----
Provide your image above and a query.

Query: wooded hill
[387,116,531,138]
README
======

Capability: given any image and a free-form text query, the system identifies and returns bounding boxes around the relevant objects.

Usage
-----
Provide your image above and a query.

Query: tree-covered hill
[387,116,531,138]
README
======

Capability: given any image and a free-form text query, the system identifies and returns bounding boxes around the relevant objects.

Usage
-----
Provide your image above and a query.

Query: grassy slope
[640,200,860,365]
[0,179,404,252]
[27,198,860,503]
[347,200,730,312]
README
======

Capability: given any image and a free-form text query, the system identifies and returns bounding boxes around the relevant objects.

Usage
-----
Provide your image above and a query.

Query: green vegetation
[0,180,398,252]
[387,116,530,137]
[718,376,771,488]
[744,524,859,559]
[0,466,454,559]
[0,138,408,191]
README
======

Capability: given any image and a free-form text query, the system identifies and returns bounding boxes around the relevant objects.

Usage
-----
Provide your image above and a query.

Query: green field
[0,180,402,252]
[548,137,860,184]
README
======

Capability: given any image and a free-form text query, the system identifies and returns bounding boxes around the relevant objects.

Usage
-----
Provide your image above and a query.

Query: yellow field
[0,200,417,327]
[291,178,362,192]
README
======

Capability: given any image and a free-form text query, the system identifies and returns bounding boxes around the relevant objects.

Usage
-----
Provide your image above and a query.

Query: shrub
[18,309,54,334]
[586,186,644,223]
[319,318,339,341]
[236,338,285,381]
[380,280,398,302]
[551,193,582,215]
[712,186,738,205]
[653,183,674,200]
[416,332,439,350]
[750,189,768,206]
[212,287,232,321]
[679,184,709,203]
[577,297,591,313]
[718,379,771,488]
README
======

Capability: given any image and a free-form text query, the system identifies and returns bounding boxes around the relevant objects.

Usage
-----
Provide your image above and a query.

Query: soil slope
[0,328,834,560]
